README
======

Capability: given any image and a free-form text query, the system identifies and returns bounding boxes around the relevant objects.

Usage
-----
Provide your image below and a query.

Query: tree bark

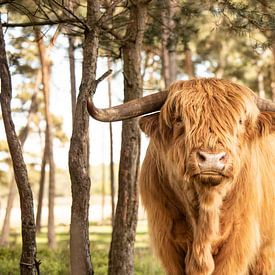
[108,1,149,274]
[0,22,38,274]
[160,0,177,86]
[69,0,100,274]
[35,28,57,249]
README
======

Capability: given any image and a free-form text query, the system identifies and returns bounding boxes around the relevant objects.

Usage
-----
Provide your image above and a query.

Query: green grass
[0,222,164,275]
[3,223,274,275]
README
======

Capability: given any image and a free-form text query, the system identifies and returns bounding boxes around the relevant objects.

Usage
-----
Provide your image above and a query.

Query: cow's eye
[239,119,243,125]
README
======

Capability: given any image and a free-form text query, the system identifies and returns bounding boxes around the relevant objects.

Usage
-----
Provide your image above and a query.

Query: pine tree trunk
[69,36,77,123]
[0,176,17,246]
[216,41,226,79]
[69,1,100,274]
[36,144,47,233]
[271,41,275,102]
[161,1,171,86]
[35,28,56,249]
[108,2,149,274]
[107,58,115,226]
[160,0,177,86]
[258,70,265,99]
[184,43,195,79]
[101,162,106,222]
[0,22,38,275]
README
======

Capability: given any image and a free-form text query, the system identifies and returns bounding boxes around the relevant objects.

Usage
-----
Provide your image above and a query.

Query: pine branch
[1,18,84,28]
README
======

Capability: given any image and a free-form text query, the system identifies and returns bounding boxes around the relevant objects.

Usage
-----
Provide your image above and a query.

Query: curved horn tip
[255,96,275,112]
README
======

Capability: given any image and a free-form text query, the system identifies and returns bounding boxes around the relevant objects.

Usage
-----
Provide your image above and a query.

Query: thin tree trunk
[0,22,38,274]
[108,2,149,274]
[101,162,106,222]
[35,28,56,249]
[107,58,115,226]
[216,41,226,79]
[184,43,195,79]
[1,81,39,245]
[69,1,100,273]
[103,1,116,226]
[0,175,17,246]
[47,126,56,249]
[257,60,265,99]
[69,36,77,123]
[161,0,171,86]
[35,139,48,233]
[271,41,275,101]
[259,0,275,101]
[168,1,177,82]
[160,0,177,86]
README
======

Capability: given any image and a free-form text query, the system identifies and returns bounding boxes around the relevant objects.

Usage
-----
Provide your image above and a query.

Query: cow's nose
[196,151,227,171]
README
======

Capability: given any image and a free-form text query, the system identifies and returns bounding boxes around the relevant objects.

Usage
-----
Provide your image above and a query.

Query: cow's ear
[139,113,160,137]
[257,112,275,136]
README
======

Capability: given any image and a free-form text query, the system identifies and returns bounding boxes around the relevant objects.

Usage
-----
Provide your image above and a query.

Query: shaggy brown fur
[139,79,275,275]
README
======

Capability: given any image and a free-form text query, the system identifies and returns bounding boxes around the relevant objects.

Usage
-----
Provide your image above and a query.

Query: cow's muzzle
[197,151,227,171]
[195,150,228,186]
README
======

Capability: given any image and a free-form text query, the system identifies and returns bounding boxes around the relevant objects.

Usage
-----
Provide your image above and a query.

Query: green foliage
[0,223,164,275]
[0,245,69,274]
[0,246,21,274]
[37,244,69,274]
[214,0,275,42]
[7,31,38,77]
[51,115,68,144]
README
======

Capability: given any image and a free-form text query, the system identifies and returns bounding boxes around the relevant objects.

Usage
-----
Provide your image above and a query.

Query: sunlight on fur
[139,78,275,275]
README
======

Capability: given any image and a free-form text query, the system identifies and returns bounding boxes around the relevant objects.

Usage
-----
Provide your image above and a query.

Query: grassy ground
[0,221,164,275]
[1,222,275,275]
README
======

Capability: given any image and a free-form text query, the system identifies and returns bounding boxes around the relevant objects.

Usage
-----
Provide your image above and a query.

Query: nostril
[218,152,227,164]
[197,151,206,162]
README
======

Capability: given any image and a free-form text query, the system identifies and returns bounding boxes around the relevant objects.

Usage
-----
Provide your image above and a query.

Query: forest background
[0,0,274,274]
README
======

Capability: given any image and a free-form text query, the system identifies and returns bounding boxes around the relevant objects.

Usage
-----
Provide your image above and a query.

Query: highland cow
[88,78,275,275]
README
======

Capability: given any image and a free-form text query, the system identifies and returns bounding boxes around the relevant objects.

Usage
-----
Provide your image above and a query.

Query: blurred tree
[1,0,70,246]
[196,29,262,86]
[214,0,275,98]
[0,22,38,274]
[35,26,59,248]
[107,57,115,226]
[0,22,68,244]
[160,0,178,85]
[143,0,203,87]
[0,76,39,246]
[0,140,11,187]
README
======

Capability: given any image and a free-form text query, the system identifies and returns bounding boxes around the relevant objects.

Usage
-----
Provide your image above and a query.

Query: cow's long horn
[87,91,168,122]
[255,96,275,112]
